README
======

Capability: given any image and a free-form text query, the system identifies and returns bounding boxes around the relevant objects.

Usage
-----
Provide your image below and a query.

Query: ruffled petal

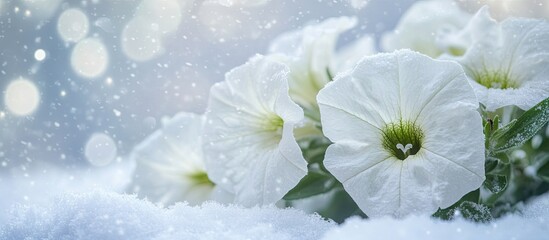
[268,17,357,110]
[455,7,549,110]
[203,56,307,206]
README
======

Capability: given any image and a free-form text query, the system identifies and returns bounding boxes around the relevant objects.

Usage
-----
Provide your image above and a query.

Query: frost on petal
[454,7,549,111]
[129,112,218,206]
[203,55,307,206]
[268,17,357,110]
[381,0,471,57]
[317,50,485,217]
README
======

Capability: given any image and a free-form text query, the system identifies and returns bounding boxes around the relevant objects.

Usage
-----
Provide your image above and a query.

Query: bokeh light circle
[121,17,164,62]
[57,8,89,42]
[84,133,117,167]
[70,38,109,78]
[4,78,40,116]
[34,49,46,61]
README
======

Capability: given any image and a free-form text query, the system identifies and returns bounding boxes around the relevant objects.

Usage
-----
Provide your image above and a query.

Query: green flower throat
[472,70,519,89]
[188,171,214,186]
[381,121,424,160]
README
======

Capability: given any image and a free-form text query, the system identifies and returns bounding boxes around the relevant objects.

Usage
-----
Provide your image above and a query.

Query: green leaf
[433,189,480,220]
[484,121,492,137]
[489,97,549,153]
[299,137,330,164]
[483,162,511,206]
[457,201,493,223]
[283,172,338,200]
[461,188,481,204]
[326,68,334,81]
[316,187,366,223]
[485,157,499,173]
[484,174,507,194]
[432,207,454,220]
[483,115,500,136]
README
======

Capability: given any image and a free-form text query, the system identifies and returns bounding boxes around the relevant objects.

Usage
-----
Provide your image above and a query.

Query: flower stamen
[396,143,413,155]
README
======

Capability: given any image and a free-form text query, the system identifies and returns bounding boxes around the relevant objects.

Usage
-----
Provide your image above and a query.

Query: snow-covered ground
[1,164,548,239]
[1,191,334,240]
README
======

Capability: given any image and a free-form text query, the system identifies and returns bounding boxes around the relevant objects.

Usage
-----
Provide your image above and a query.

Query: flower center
[258,114,285,147]
[381,121,424,160]
[265,115,284,132]
[188,171,215,186]
[473,70,519,89]
[262,114,284,135]
[447,46,465,57]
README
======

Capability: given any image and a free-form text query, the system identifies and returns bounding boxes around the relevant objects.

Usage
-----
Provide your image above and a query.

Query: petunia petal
[382,0,471,57]
[453,7,549,111]
[268,17,357,110]
[318,49,485,217]
[318,52,403,139]
[203,56,307,206]
[389,52,467,121]
[342,158,402,217]
[323,141,391,185]
[437,7,498,58]
[397,154,438,217]
[418,149,485,209]
[130,112,215,206]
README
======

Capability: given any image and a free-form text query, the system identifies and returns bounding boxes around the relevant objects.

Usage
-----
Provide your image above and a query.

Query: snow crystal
[0,191,334,240]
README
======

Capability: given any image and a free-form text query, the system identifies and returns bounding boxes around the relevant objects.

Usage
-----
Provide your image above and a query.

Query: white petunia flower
[203,55,308,207]
[130,112,229,206]
[445,7,549,111]
[268,16,359,112]
[317,50,485,217]
[382,0,471,57]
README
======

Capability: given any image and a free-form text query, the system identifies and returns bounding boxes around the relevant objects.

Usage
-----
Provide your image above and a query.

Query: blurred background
[1,0,548,221]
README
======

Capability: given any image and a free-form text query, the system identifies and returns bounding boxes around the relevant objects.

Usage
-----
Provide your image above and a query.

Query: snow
[0,191,334,240]
[2,171,549,240]
[322,196,549,240]
[2,0,549,239]
[0,163,131,224]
